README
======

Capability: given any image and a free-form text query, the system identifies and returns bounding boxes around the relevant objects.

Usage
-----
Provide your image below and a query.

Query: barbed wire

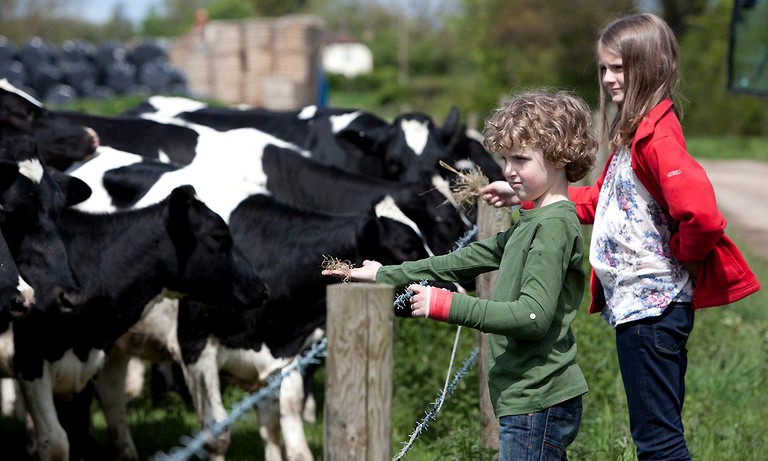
[392,345,480,460]
[452,224,478,252]
[148,337,328,461]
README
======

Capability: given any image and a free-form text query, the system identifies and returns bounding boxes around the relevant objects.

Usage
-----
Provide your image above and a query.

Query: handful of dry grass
[439,160,490,209]
[320,255,355,283]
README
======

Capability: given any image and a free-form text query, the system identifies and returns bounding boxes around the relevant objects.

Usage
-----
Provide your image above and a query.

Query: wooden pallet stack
[169,15,325,109]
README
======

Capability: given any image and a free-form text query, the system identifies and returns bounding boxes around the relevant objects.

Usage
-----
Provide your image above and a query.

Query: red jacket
[569,99,761,313]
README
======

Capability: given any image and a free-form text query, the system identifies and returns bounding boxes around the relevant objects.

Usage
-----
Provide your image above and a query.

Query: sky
[77,0,160,24]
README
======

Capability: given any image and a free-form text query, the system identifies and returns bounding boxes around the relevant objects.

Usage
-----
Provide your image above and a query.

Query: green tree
[247,0,308,16]
[449,0,632,121]
[100,3,136,41]
[678,0,768,135]
[207,0,255,20]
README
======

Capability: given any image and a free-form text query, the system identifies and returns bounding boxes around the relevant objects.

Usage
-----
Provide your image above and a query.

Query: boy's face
[598,43,625,104]
[499,145,565,206]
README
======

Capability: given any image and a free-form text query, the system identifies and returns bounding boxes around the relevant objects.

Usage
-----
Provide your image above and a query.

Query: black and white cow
[104,194,433,461]
[7,185,269,461]
[0,134,96,455]
[0,79,97,171]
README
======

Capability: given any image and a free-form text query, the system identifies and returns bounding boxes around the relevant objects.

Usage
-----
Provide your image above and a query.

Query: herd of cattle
[0,77,504,461]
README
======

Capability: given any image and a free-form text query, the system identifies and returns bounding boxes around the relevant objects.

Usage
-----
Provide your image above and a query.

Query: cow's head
[0,137,92,314]
[357,199,433,265]
[165,185,269,308]
[0,79,97,171]
[396,176,473,256]
[0,162,35,318]
[437,107,504,182]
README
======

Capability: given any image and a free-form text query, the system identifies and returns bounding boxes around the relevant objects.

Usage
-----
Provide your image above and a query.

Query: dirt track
[698,159,768,262]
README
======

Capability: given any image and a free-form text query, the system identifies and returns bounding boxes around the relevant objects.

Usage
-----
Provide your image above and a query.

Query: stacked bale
[169,15,325,109]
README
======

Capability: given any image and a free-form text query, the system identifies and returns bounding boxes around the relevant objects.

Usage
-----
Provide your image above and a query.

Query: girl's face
[499,145,564,207]
[598,43,625,104]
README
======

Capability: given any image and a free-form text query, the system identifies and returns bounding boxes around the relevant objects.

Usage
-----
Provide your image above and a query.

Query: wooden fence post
[324,283,395,461]
[476,201,512,454]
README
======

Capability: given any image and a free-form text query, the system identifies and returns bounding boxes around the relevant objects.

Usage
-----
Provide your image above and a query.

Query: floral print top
[590,147,693,327]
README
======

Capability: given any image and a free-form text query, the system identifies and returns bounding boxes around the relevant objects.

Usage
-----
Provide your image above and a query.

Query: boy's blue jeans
[498,395,582,461]
[616,302,694,461]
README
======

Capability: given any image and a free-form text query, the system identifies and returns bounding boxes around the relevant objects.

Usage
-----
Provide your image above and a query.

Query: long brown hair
[597,13,680,149]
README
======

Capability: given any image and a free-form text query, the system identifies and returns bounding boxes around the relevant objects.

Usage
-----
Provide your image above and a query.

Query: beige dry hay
[439,160,490,209]
[320,255,355,283]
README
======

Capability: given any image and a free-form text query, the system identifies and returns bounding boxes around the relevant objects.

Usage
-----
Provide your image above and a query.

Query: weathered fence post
[476,200,512,454]
[325,283,395,461]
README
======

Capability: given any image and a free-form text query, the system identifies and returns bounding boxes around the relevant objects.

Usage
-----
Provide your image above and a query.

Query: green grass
[687,135,768,162]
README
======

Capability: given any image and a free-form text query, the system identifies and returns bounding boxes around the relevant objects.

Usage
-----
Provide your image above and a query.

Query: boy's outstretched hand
[321,259,382,282]
[481,180,520,208]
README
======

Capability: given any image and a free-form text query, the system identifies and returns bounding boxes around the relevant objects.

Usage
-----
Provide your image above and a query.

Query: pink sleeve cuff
[427,287,453,322]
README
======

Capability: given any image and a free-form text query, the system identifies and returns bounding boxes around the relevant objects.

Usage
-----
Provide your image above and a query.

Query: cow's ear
[168,185,197,224]
[440,106,462,143]
[167,186,197,245]
[62,176,92,207]
[337,125,388,156]
[47,168,92,206]
[0,160,19,194]
[0,86,42,130]
[168,185,196,228]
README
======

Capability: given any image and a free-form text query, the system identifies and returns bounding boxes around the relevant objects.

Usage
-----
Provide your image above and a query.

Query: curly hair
[482,90,598,182]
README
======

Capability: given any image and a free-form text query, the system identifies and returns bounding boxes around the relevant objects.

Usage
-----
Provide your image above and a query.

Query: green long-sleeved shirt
[377,200,588,416]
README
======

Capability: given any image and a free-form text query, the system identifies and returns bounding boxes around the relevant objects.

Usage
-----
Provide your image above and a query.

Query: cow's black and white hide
[6,185,269,461]
[124,95,503,184]
[261,143,471,256]
[0,79,97,171]
[51,110,200,167]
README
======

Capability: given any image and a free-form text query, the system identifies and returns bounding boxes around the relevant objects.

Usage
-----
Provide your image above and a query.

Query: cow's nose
[84,126,100,151]
[238,281,270,308]
[8,295,32,318]
[56,287,86,314]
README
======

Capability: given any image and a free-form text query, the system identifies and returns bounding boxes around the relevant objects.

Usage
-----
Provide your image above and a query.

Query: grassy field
[0,116,765,460]
[687,135,768,162]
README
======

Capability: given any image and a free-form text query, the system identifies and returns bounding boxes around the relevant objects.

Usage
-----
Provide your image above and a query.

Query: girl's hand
[321,259,382,282]
[480,180,520,208]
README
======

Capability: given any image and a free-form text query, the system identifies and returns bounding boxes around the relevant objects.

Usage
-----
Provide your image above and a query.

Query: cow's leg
[301,365,318,424]
[93,348,139,461]
[280,369,313,461]
[54,382,100,460]
[255,395,284,461]
[17,368,69,461]
[181,339,230,461]
[124,357,146,401]
[1,377,25,417]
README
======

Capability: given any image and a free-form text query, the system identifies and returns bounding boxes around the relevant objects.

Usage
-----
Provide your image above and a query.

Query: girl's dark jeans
[616,302,694,461]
